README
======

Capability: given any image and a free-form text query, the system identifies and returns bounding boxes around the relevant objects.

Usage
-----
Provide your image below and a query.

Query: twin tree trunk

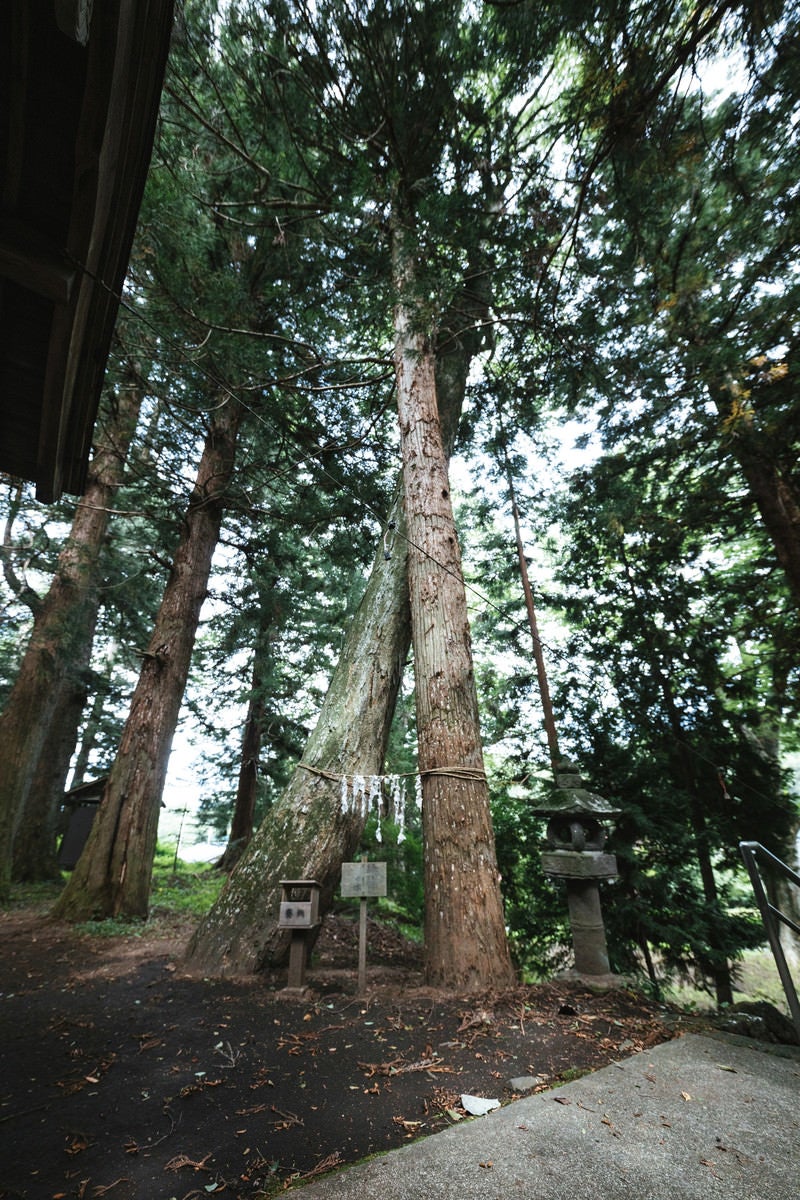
[0,384,142,899]
[187,258,515,990]
[53,398,243,921]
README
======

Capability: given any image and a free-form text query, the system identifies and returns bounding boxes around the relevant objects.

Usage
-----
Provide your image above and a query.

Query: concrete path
[288,1033,799,1199]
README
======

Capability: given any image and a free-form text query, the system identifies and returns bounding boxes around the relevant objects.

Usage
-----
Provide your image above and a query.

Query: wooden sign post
[341,857,387,994]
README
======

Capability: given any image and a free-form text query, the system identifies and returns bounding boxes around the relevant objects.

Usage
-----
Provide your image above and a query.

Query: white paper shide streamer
[338,772,411,843]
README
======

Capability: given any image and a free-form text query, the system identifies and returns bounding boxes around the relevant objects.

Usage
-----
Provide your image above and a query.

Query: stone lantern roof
[532,760,621,821]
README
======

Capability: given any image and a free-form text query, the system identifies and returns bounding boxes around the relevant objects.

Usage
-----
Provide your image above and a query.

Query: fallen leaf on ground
[457,1009,494,1032]
[65,1133,91,1155]
[294,1152,344,1181]
[164,1152,212,1172]
[359,1055,448,1077]
[393,1115,424,1133]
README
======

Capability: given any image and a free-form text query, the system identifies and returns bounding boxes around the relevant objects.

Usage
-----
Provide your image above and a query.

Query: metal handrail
[739,841,800,1040]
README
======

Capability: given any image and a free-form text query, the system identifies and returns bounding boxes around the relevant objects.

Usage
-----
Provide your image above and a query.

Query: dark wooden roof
[0,0,174,501]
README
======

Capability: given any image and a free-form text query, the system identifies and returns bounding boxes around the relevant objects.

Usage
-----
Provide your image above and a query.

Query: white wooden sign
[341,860,387,898]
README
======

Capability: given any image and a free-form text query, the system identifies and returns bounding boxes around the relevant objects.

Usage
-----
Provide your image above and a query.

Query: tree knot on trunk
[140,644,169,668]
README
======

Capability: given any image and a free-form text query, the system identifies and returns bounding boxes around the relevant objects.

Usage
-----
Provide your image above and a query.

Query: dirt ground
[0,905,693,1200]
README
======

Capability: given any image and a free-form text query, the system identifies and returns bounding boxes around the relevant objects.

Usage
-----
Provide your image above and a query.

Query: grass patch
[149,844,224,918]
[74,916,146,938]
[7,878,65,910]
[8,844,224,934]
[555,1067,591,1085]
[71,853,224,938]
[373,897,424,944]
[663,947,793,1014]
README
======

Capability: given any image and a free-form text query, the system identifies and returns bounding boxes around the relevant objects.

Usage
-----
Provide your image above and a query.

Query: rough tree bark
[185,276,484,976]
[390,210,515,991]
[12,610,98,881]
[52,398,243,921]
[0,384,142,900]
[215,629,268,873]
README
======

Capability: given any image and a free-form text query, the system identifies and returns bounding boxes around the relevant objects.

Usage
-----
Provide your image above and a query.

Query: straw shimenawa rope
[297,763,486,784]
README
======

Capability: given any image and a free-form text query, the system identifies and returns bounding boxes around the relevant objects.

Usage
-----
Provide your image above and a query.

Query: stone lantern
[534,762,620,977]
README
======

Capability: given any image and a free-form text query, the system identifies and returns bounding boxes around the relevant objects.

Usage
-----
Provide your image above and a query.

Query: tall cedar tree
[187,0,522,988]
[186,267,492,974]
[0,382,143,898]
[52,0,345,918]
[188,0,766,979]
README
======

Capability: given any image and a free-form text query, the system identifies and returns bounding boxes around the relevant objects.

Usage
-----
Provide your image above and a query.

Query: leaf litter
[0,907,693,1198]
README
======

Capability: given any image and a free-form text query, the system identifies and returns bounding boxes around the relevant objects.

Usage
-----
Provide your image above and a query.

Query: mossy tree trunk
[52,398,243,921]
[185,490,411,973]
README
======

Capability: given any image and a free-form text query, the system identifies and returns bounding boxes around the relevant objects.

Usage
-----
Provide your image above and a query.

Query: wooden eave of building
[0,0,174,502]
[62,774,109,807]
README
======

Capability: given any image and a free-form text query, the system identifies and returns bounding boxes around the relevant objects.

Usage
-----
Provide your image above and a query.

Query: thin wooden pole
[500,436,561,775]
[358,897,368,994]
[358,854,368,994]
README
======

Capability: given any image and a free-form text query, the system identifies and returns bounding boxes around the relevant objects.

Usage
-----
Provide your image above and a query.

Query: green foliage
[541,479,796,993]
[603,792,767,988]
[4,0,799,972]
[357,810,424,931]
[491,789,571,978]
[5,877,66,911]
[666,947,794,1014]
[74,915,147,938]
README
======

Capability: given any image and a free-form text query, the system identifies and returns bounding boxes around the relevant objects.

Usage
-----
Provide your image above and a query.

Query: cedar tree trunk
[391,211,515,991]
[0,385,142,900]
[52,399,243,921]
[215,649,266,872]
[12,610,98,881]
